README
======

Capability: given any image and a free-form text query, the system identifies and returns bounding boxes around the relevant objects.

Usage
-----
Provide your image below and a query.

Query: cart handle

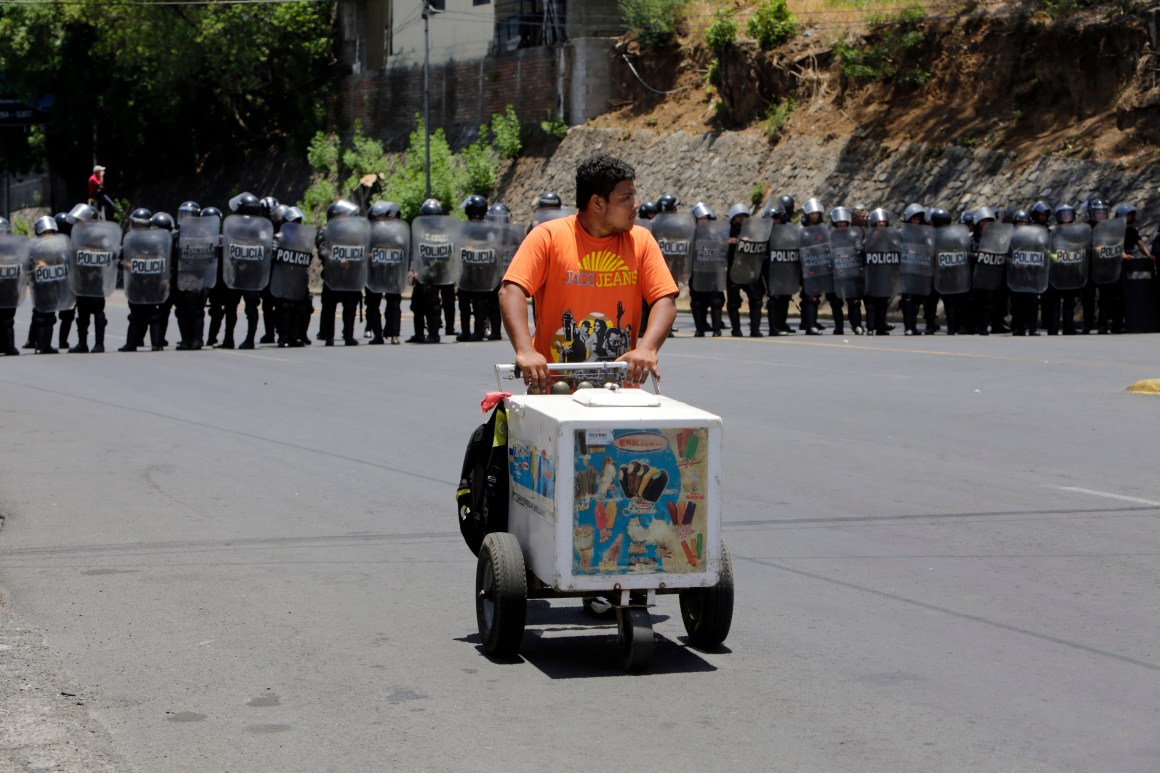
[494,362,662,395]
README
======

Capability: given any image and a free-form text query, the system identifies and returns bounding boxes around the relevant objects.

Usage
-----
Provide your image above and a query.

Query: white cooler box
[504,387,723,594]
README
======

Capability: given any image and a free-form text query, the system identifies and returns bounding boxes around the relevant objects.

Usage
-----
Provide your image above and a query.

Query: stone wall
[496,128,1160,229]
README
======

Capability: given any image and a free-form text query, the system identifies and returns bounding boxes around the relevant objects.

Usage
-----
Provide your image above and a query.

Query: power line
[0,0,327,5]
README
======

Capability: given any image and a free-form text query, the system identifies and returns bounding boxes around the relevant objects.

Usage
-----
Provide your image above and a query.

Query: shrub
[706,5,737,56]
[541,113,569,140]
[491,104,522,159]
[747,0,798,50]
[763,97,796,141]
[620,0,689,51]
[835,5,929,87]
[462,124,498,196]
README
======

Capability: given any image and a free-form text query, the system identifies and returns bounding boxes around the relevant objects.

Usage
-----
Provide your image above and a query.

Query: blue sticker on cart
[572,427,708,576]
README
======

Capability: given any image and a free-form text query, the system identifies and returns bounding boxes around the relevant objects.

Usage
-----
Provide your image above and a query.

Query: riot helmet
[259,196,280,218]
[282,207,305,224]
[269,204,289,227]
[486,202,511,223]
[958,210,975,226]
[690,202,715,221]
[178,201,201,219]
[419,198,444,217]
[1087,198,1109,222]
[902,203,927,224]
[326,199,360,221]
[53,212,72,236]
[129,207,154,228]
[150,212,175,231]
[463,194,488,221]
[1054,204,1076,224]
[761,204,781,220]
[777,194,795,218]
[829,207,852,226]
[0,216,9,235]
[638,200,658,220]
[536,191,562,210]
[368,201,401,221]
[1012,209,1031,225]
[867,208,890,227]
[34,215,58,236]
[1030,202,1051,226]
[974,206,997,224]
[802,197,824,217]
[656,194,679,213]
[928,208,952,228]
[200,206,223,220]
[726,203,751,222]
[229,192,262,216]
[67,203,98,224]
[1114,203,1137,219]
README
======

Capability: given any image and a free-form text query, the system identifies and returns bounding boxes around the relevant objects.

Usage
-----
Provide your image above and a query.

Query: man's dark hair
[576,155,636,211]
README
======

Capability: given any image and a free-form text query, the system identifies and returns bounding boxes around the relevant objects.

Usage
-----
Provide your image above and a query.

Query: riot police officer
[863,208,896,336]
[1117,202,1157,332]
[798,197,825,334]
[28,215,70,354]
[318,199,367,346]
[118,207,156,352]
[638,201,658,221]
[765,204,799,336]
[172,200,213,350]
[829,206,864,335]
[689,202,725,336]
[258,196,283,345]
[219,193,267,349]
[408,198,447,343]
[899,203,928,336]
[365,200,405,345]
[203,207,232,347]
[1082,198,1116,333]
[0,216,21,356]
[457,194,492,342]
[52,212,77,351]
[725,203,764,337]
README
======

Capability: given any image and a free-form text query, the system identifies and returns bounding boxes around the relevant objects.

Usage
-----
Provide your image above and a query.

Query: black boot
[69,318,90,353]
[93,313,107,353]
[206,313,221,347]
[728,306,742,337]
[710,303,724,337]
[2,319,18,355]
[239,318,258,350]
[58,313,73,350]
[36,320,58,354]
[149,320,165,351]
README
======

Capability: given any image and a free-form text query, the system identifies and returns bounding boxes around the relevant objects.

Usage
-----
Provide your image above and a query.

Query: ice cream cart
[475,363,733,671]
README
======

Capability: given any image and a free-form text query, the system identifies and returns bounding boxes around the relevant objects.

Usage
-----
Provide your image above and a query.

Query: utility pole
[422,0,434,199]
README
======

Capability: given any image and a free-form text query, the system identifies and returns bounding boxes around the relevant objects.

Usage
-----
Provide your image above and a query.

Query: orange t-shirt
[503,215,677,363]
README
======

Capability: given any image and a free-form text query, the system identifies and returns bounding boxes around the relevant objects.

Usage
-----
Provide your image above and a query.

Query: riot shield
[177,214,220,293]
[863,228,901,298]
[69,220,121,299]
[1090,217,1127,285]
[530,206,577,229]
[800,224,833,297]
[767,224,802,296]
[366,220,410,295]
[122,228,172,305]
[971,222,1013,291]
[830,227,863,300]
[933,225,972,295]
[1049,222,1091,291]
[28,234,74,313]
[899,222,935,296]
[0,235,29,310]
[650,211,695,285]
[1007,224,1050,294]
[730,216,772,285]
[411,215,461,285]
[270,222,317,301]
[458,220,502,292]
[222,215,274,291]
[499,224,525,270]
[690,220,729,293]
[323,216,371,292]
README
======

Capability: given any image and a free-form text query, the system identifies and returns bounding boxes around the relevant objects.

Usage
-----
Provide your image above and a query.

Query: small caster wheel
[617,607,654,672]
[475,532,527,657]
[679,539,734,650]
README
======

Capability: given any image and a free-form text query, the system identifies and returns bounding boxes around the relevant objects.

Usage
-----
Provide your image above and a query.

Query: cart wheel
[679,539,734,650]
[617,607,654,672]
[475,532,527,657]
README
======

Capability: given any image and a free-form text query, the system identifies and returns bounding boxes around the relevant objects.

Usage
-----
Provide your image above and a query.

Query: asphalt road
[2,302,1160,772]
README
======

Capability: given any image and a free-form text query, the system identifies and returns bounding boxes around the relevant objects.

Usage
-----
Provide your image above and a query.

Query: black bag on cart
[455,403,509,556]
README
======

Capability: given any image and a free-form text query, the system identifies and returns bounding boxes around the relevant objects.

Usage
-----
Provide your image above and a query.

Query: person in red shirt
[500,155,678,392]
[87,165,115,220]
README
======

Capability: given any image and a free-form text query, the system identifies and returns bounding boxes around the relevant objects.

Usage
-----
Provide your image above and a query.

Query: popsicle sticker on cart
[572,427,708,575]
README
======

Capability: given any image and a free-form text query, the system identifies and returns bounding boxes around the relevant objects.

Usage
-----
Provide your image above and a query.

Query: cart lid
[571,389,662,408]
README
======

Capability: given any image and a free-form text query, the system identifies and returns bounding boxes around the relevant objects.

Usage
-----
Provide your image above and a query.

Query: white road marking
[1056,487,1160,507]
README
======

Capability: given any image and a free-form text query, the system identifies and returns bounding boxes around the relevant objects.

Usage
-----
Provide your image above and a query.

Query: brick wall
[335,46,559,148]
